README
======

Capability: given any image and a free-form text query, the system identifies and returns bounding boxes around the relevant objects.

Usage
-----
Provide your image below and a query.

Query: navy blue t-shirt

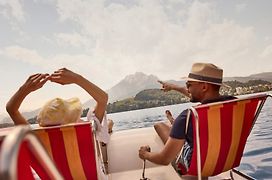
[169,95,236,147]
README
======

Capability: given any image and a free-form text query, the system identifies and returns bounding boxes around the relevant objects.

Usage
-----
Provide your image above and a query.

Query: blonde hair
[37,97,82,127]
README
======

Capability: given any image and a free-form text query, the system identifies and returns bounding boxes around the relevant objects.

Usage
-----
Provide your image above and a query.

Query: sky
[1,0,272,122]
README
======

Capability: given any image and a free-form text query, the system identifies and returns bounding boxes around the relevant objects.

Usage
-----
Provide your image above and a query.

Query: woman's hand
[50,68,80,85]
[50,67,108,123]
[6,73,49,125]
[22,73,49,94]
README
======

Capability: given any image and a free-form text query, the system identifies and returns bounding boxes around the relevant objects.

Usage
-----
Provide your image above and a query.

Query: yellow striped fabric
[61,127,86,180]
[223,100,249,171]
[34,129,53,159]
[202,104,223,176]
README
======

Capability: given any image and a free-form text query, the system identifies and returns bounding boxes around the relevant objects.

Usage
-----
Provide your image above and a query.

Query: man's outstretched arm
[158,80,190,97]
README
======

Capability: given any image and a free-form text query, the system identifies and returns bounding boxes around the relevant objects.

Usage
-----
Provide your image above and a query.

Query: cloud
[0,0,25,22]
[235,3,247,13]
[264,36,272,42]
[260,44,272,58]
[53,0,244,72]
[52,0,258,78]
[0,0,27,37]
[2,46,43,65]
[1,0,269,82]
[55,32,89,48]
[3,1,261,78]
[1,0,272,116]
[0,45,117,88]
[1,45,89,70]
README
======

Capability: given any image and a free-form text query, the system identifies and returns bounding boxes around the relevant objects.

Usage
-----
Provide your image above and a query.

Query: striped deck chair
[32,122,103,180]
[0,126,62,180]
[182,93,271,179]
[0,127,34,180]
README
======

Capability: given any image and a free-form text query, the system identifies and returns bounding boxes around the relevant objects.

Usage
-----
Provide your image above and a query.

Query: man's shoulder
[178,109,190,118]
[202,95,236,104]
[173,110,189,126]
[219,95,237,101]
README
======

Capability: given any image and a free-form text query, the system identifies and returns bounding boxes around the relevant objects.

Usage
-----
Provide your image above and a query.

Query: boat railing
[0,125,63,180]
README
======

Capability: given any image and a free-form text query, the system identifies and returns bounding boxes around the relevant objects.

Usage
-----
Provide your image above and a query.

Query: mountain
[224,72,272,83]
[83,72,163,108]
[2,71,271,123]
[249,72,272,82]
[107,72,160,102]
[2,108,40,124]
[2,72,162,123]
[72,71,272,110]
[107,89,188,113]
[83,72,188,111]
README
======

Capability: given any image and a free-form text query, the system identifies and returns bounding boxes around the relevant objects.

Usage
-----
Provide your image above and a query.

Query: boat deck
[106,126,252,179]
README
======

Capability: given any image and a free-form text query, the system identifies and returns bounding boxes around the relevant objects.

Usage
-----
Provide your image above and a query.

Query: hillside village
[221,80,272,96]
[1,72,272,127]
[105,79,272,114]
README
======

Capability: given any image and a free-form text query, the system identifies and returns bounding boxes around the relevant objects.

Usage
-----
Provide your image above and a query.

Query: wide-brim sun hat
[182,62,226,86]
[37,97,82,127]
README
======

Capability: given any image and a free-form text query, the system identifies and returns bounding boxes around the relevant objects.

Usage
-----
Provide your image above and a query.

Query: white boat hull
[105,126,254,180]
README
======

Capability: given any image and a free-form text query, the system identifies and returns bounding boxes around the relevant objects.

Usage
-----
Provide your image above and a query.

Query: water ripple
[243,147,272,157]
[262,157,272,162]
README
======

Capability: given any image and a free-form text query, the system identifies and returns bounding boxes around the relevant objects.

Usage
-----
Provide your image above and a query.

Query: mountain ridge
[224,72,272,82]
[2,71,271,123]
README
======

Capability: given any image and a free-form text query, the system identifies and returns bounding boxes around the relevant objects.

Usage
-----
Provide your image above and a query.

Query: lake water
[107,94,272,180]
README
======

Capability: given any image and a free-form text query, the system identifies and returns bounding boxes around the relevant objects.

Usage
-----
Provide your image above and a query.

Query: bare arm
[50,68,108,123]
[158,80,190,98]
[6,74,49,125]
[139,137,184,165]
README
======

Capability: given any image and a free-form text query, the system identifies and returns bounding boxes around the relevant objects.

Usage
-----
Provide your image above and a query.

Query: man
[139,62,235,176]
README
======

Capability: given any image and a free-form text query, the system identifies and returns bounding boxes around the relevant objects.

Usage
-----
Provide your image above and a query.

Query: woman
[6,68,109,142]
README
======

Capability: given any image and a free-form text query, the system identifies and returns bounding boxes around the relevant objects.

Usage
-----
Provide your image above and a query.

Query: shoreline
[1,90,271,128]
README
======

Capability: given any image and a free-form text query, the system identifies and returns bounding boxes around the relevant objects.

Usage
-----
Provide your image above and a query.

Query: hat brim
[181,77,229,87]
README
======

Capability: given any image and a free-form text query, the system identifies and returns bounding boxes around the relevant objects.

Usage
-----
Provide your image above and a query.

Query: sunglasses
[186,81,202,89]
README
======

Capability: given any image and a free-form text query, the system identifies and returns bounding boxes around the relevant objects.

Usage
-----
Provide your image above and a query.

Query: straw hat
[37,97,82,127]
[183,63,224,86]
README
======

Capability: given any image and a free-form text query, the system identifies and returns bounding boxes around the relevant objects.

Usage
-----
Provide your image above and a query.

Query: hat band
[188,73,222,84]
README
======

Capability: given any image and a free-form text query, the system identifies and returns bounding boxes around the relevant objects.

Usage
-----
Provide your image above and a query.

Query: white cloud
[264,36,272,42]
[55,32,89,48]
[1,45,89,71]
[3,46,43,65]
[260,44,272,58]
[2,0,262,79]
[0,0,25,22]
[0,45,117,88]
[1,0,272,116]
[54,0,259,78]
[0,0,27,37]
[2,0,270,82]
[235,3,247,13]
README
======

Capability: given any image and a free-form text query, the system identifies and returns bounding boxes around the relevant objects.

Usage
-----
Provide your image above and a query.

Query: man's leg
[154,122,171,144]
